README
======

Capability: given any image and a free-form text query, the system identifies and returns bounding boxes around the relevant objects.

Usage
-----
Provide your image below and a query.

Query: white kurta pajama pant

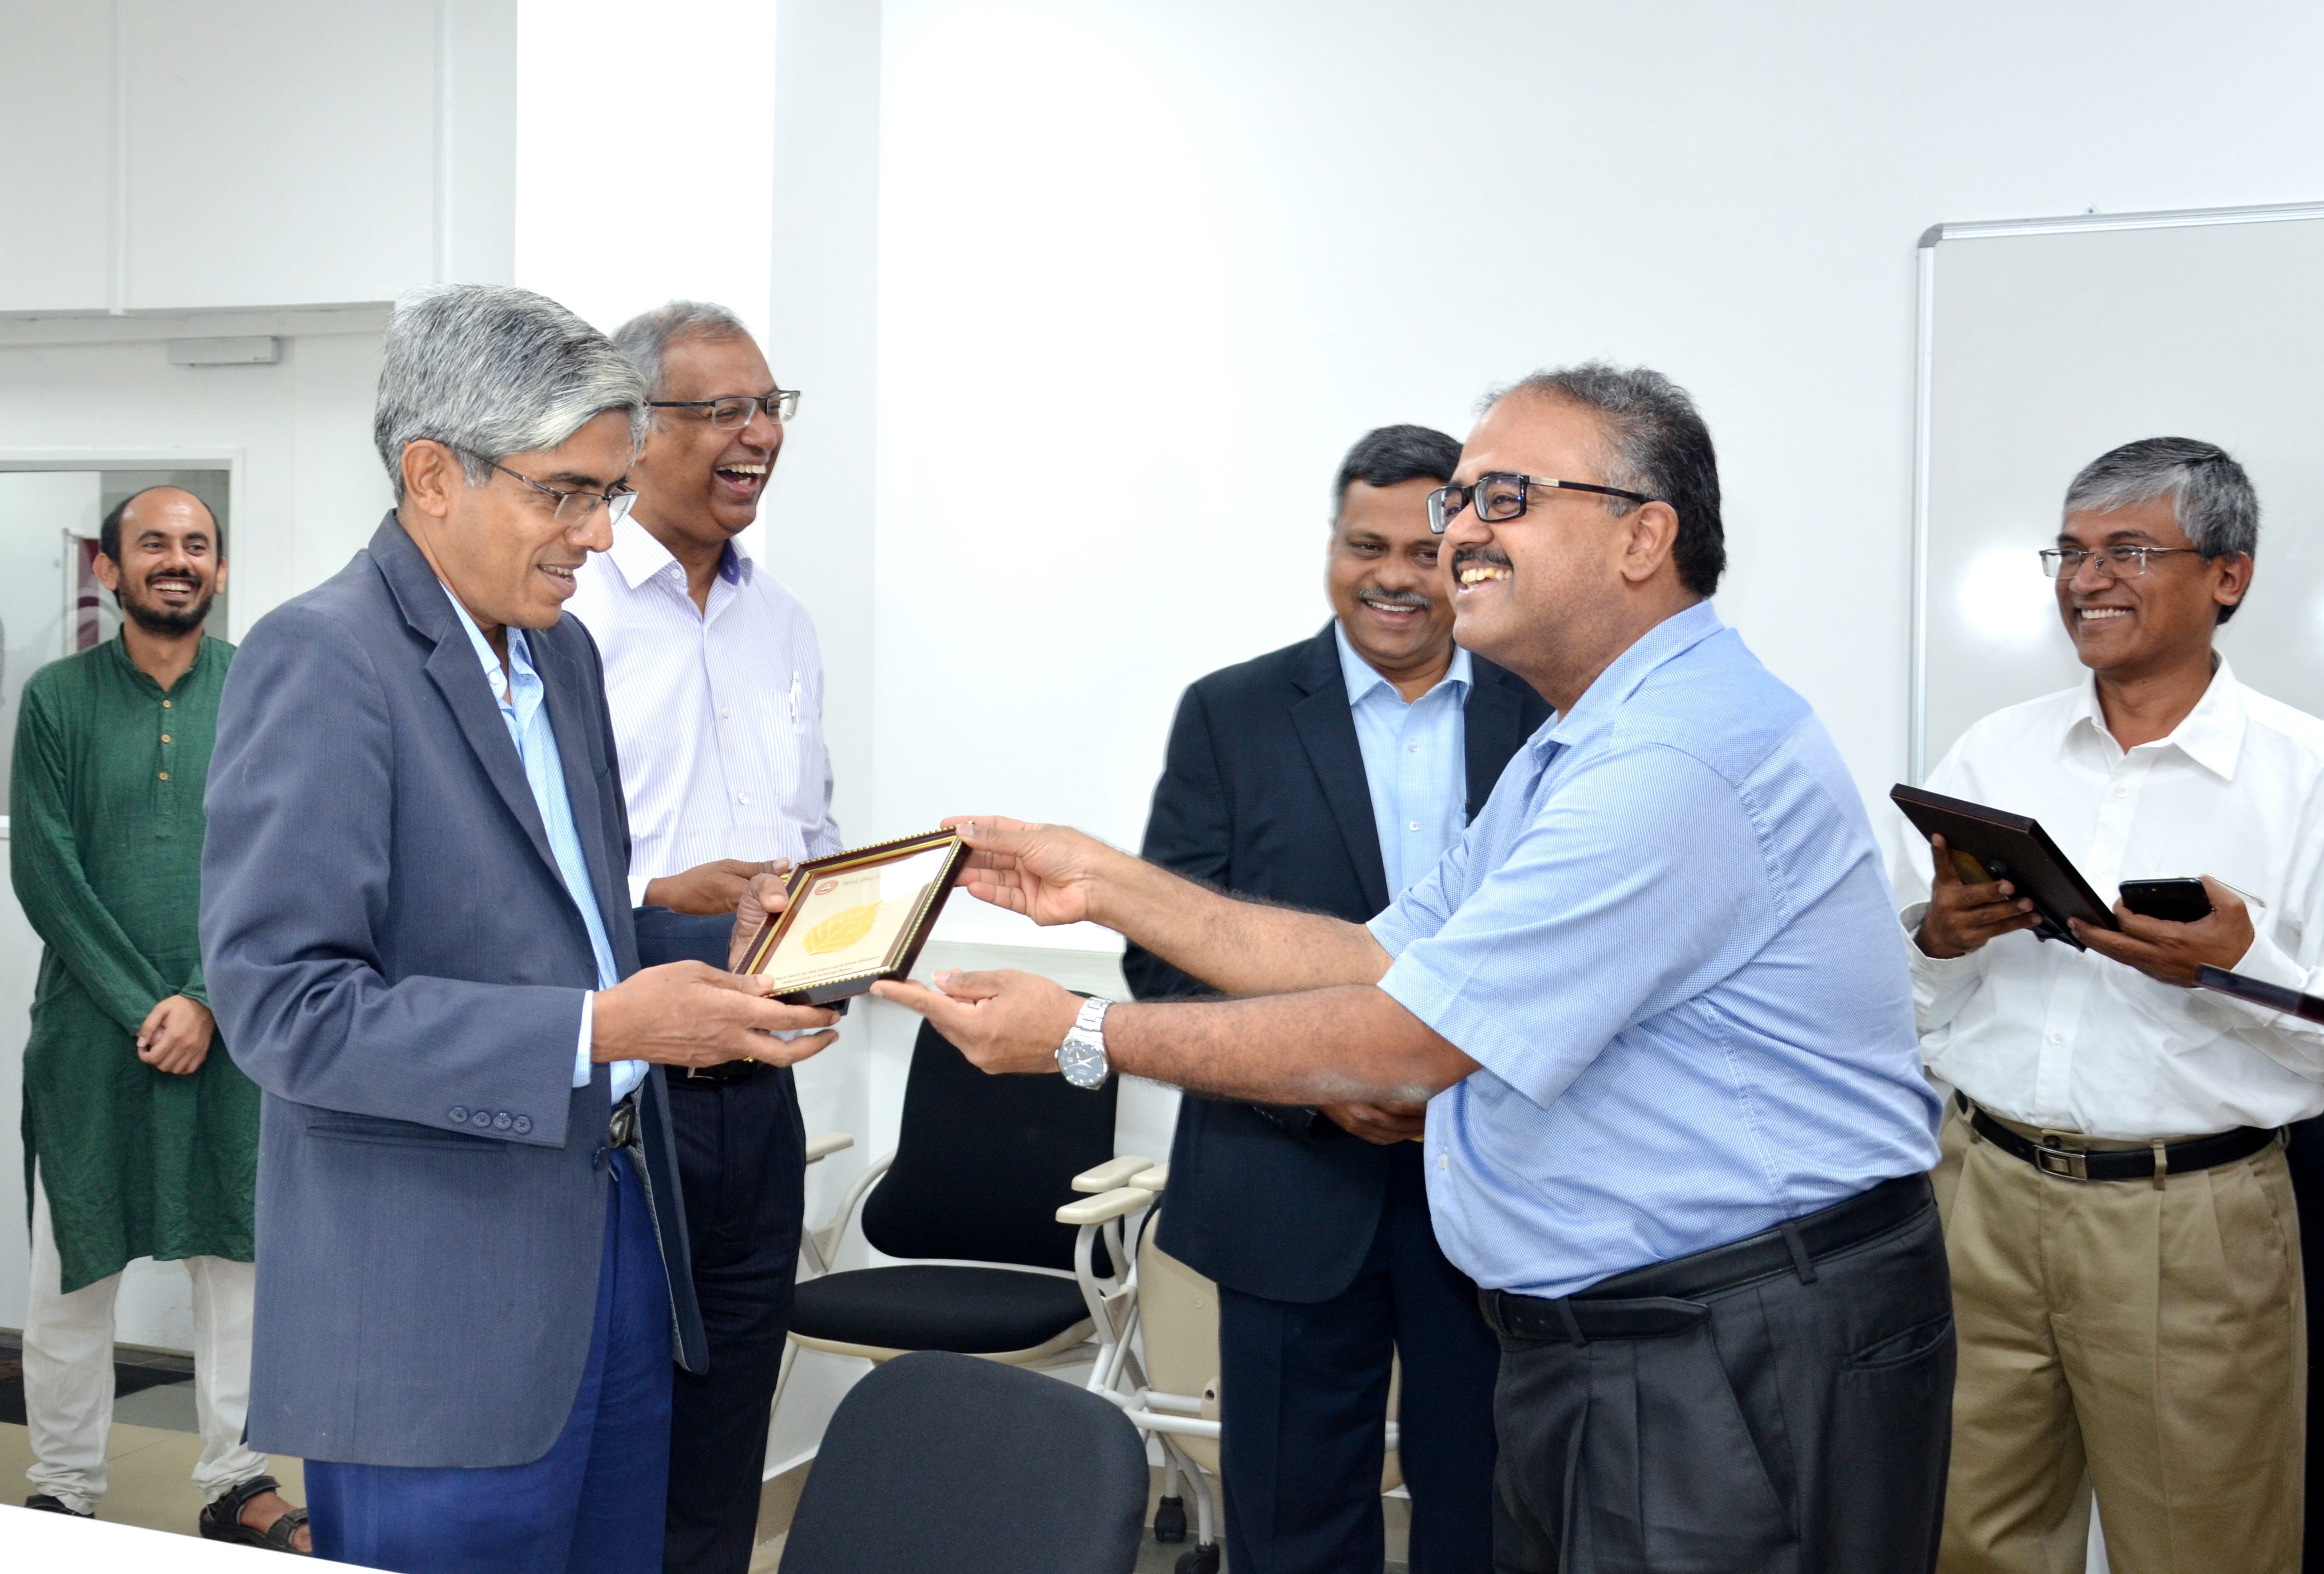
[22,1167,268,1514]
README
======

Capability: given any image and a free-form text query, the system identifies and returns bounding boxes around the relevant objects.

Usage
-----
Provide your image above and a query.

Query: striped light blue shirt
[443,589,644,1102]
[1335,623,1472,897]
[1372,601,1941,1298]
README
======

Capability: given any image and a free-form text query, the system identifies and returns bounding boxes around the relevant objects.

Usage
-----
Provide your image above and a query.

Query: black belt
[607,1093,640,1150]
[1479,1172,1933,1344]
[1956,1091,2279,1182]
[671,1058,769,1087]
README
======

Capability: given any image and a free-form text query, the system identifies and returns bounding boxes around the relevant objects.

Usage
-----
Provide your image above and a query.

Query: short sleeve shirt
[1370,601,1941,1297]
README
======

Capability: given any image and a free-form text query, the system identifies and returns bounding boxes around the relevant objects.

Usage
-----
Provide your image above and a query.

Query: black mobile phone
[2119,878,2212,923]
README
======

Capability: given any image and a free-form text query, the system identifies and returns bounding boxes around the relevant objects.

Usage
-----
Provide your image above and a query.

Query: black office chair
[785,1017,1150,1368]
[778,1349,1149,1573]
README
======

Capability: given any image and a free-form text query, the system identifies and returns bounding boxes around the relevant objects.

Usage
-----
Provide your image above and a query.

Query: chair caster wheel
[1152,1494,1188,1543]
[1174,1543,1221,1574]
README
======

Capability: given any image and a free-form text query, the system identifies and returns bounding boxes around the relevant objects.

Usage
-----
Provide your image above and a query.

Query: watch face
[1058,1033,1107,1088]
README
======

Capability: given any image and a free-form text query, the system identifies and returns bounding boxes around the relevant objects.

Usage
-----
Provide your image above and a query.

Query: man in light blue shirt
[880,365,1953,1574]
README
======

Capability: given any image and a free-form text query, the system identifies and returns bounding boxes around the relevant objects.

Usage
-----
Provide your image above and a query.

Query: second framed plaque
[737,829,969,1004]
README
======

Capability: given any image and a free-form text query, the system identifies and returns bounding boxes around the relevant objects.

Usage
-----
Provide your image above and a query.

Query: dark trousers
[1488,1189,1954,1574]
[307,1150,672,1573]
[2288,1115,2324,1574]
[1217,1141,1500,1574]
[635,907,808,1574]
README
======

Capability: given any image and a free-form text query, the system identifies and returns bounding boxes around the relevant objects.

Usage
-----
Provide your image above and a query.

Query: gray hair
[613,299,753,401]
[2064,437,2258,624]
[373,284,648,502]
[1490,363,1725,597]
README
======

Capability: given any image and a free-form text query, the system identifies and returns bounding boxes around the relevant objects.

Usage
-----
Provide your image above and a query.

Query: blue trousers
[306,1150,675,1573]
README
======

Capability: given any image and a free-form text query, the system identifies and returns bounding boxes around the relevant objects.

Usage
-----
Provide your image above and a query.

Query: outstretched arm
[946,816,1391,996]
[872,967,1479,1105]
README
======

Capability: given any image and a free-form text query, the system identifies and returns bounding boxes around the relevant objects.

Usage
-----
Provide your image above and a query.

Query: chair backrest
[860,1017,1118,1270]
[778,1349,1149,1574]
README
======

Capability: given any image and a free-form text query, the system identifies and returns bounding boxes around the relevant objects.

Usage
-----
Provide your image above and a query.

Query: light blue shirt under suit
[1370,601,1942,1299]
[1335,622,1473,898]
[445,590,645,1103]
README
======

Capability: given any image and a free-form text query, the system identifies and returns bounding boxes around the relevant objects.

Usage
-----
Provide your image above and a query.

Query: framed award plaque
[737,829,969,1004]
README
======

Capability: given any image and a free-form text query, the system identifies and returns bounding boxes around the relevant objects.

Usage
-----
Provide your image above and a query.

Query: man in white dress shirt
[566,300,838,1574]
[1898,438,2324,1574]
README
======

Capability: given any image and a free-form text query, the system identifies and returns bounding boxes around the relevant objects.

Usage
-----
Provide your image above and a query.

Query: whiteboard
[1913,202,2324,780]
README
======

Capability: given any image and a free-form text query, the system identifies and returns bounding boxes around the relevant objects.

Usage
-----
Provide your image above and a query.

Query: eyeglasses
[1426,472,1655,535]
[473,455,638,529]
[2037,545,2203,579]
[647,390,801,428]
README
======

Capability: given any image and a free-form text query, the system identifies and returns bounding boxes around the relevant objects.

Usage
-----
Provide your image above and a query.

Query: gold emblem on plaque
[801,902,880,954]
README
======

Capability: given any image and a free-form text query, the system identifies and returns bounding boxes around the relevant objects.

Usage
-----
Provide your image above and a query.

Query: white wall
[865,0,2324,877]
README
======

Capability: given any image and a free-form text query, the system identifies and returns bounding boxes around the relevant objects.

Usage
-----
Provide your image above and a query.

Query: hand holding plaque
[737,830,970,1004]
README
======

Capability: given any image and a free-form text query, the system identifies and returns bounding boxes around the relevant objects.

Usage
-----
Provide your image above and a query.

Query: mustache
[1358,588,1431,609]
[1452,546,1512,572]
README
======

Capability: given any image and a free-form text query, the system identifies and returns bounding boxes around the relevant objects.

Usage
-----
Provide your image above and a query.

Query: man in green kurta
[13,486,307,1552]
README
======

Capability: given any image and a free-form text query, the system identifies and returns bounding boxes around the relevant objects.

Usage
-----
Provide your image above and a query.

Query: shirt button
[1407,743,1419,753]
[720,708,731,719]
[160,734,171,744]
[158,771,169,781]
[1438,1154,1448,1171]
[738,793,750,805]
[2050,1033,2064,1044]
[1408,820,1421,831]
[162,700,171,709]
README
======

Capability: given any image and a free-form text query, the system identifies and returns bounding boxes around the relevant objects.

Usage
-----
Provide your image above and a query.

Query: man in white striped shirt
[566,300,838,1574]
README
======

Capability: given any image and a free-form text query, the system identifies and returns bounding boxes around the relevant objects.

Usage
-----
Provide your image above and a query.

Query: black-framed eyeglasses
[1427,472,1656,535]
[647,390,801,429]
[2037,545,2203,580]
[472,454,637,529]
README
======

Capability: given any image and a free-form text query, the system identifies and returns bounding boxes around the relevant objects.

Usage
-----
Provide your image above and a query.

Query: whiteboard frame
[1909,199,2324,783]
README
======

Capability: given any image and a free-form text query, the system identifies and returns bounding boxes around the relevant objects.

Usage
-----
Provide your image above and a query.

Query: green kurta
[13,634,255,1293]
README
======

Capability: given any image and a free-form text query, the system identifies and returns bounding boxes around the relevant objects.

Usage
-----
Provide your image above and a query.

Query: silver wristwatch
[1057,997,1112,1090]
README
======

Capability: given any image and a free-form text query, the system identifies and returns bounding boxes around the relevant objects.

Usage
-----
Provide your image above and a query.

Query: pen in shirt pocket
[788,670,801,725]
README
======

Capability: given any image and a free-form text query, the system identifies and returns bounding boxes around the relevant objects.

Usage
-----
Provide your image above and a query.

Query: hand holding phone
[2119,878,2213,924]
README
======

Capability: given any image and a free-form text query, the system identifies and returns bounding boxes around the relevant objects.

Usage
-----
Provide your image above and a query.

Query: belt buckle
[2035,1130,2088,1181]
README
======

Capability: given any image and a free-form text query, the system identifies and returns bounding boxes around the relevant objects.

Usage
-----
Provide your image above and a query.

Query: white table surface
[0,1502,362,1568]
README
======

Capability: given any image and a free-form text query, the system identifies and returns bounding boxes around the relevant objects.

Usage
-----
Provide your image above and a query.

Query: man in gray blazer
[202,284,841,1574]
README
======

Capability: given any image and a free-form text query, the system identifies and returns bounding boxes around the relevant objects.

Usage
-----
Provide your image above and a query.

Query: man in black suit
[1125,425,1552,1574]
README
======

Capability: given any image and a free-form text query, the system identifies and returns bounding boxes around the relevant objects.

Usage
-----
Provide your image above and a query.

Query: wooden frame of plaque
[736,829,969,1004]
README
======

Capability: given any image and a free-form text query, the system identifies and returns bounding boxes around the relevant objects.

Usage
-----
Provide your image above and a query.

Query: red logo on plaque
[814,879,840,896]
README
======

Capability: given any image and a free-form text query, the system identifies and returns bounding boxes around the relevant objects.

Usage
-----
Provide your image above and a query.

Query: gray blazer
[203,513,706,1470]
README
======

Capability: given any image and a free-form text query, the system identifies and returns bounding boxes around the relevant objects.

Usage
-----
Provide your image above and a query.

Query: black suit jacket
[1124,622,1552,1303]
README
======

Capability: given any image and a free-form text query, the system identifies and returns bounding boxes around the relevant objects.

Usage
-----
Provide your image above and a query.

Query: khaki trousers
[1933,1104,2306,1574]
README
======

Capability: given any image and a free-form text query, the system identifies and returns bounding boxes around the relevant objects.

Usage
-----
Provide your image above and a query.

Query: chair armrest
[1130,1164,1168,1191]
[1071,1154,1156,1194]
[1056,1186,1155,1226]
[803,1130,855,1164]
[799,1148,895,1279]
